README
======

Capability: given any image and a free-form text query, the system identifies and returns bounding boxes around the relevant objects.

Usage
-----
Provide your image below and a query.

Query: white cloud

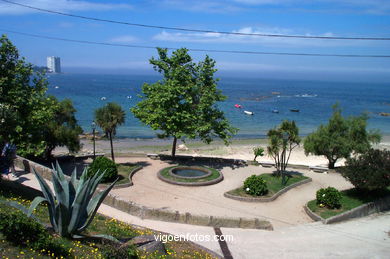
[0,0,133,15]
[109,35,138,44]
[153,27,365,47]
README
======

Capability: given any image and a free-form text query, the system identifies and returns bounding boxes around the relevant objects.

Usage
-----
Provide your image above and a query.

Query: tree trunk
[171,136,177,158]
[328,159,336,169]
[109,131,115,163]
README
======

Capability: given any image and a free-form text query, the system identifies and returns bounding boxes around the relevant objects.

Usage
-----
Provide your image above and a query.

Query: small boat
[234,104,242,108]
[127,95,132,99]
[290,109,300,112]
[54,86,59,89]
[244,110,254,115]
[272,109,279,113]
[100,97,107,101]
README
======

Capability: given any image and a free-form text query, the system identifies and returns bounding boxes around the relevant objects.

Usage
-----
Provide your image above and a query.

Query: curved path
[13,162,390,258]
[113,157,353,229]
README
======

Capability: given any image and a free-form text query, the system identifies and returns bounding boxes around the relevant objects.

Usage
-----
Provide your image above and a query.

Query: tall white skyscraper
[46,56,61,73]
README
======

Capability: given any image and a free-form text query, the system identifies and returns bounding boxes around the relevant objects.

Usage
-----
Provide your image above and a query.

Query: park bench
[309,166,328,173]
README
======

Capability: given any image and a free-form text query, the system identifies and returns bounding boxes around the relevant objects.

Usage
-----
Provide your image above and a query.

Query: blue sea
[46,73,390,139]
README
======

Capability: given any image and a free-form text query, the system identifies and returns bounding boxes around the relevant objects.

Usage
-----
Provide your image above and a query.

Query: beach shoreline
[54,135,390,167]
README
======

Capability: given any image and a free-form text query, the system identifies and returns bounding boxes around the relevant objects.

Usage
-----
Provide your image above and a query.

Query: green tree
[0,35,55,157]
[94,102,125,162]
[341,149,390,191]
[304,104,381,169]
[44,98,83,159]
[267,120,300,181]
[132,48,236,157]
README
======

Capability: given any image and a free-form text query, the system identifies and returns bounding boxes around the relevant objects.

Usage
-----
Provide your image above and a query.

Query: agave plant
[27,162,118,238]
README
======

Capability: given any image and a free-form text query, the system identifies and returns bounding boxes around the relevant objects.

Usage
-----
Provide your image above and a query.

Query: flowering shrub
[316,187,342,209]
[243,175,268,196]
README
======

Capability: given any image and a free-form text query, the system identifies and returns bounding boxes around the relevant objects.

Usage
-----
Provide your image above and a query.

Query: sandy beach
[55,135,390,167]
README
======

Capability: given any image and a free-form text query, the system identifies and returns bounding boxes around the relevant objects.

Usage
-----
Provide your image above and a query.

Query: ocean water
[46,73,390,139]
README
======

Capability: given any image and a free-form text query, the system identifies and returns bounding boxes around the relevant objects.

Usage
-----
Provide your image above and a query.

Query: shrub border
[157,166,224,186]
[304,194,390,224]
[224,178,312,202]
[14,156,273,230]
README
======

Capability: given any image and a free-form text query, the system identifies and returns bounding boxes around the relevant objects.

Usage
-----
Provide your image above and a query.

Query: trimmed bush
[87,156,118,183]
[341,149,390,191]
[243,175,268,196]
[0,210,46,245]
[0,209,69,257]
[316,187,342,209]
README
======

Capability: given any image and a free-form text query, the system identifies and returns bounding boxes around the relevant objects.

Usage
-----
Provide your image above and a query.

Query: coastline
[54,135,390,167]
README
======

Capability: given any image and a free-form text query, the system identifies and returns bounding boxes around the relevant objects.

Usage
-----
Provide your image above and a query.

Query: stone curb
[99,165,143,190]
[224,178,312,202]
[157,167,224,186]
[304,194,390,224]
[14,156,274,230]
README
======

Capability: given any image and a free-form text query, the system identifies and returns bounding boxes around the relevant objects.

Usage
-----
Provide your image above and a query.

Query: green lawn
[307,187,390,219]
[115,163,139,185]
[0,181,217,259]
[159,166,221,183]
[228,173,309,198]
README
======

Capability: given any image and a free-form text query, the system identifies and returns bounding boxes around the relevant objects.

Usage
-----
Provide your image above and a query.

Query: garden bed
[158,165,223,186]
[0,180,220,259]
[99,163,142,189]
[306,187,390,220]
[225,173,311,202]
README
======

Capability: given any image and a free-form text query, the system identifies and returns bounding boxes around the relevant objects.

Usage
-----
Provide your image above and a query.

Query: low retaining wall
[157,167,224,186]
[224,178,312,202]
[305,195,390,224]
[14,156,273,230]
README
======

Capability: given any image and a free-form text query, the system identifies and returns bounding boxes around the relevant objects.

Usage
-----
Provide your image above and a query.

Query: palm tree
[94,102,125,163]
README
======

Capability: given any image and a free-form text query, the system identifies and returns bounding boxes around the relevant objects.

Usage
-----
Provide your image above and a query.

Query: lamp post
[91,121,96,160]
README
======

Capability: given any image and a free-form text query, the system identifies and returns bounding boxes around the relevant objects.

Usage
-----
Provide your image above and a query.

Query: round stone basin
[169,166,212,179]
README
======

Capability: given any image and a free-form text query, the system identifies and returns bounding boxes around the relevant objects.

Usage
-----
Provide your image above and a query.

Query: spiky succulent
[27,162,117,237]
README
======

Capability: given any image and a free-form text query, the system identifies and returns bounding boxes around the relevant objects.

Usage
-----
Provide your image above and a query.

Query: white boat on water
[244,110,254,115]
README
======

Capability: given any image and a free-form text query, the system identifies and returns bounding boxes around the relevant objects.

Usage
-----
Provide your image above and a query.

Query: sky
[0,0,390,81]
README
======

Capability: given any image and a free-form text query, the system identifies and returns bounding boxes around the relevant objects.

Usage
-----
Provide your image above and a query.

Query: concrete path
[9,167,390,259]
[10,171,390,258]
[112,157,353,229]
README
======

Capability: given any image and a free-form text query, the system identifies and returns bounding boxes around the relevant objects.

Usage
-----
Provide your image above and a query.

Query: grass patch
[228,173,309,198]
[0,181,217,258]
[160,166,221,183]
[307,187,390,219]
[115,163,139,185]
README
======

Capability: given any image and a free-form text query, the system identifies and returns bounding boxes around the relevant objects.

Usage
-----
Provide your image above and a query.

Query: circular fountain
[158,165,223,186]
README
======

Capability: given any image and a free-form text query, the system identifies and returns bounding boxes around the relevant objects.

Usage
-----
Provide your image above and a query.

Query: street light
[91,121,96,160]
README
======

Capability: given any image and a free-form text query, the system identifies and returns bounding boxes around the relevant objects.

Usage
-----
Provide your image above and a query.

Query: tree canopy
[0,34,82,158]
[94,102,125,162]
[304,103,381,169]
[131,48,236,157]
[267,120,300,179]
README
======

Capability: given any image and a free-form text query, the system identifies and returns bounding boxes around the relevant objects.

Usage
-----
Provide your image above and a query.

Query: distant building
[46,56,61,73]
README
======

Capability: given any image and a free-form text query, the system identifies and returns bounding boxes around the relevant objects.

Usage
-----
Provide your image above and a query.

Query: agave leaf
[27,196,47,217]
[0,200,43,225]
[68,178,91,234]
[79,178,118,232]
[70,167,78,187]
[32,168,58,231]
[89,234,121,244]
[87,169,106,198]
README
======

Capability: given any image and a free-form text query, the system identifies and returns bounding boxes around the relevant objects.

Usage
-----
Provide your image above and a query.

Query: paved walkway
[11,161,390,258]
[112,157,353,229]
